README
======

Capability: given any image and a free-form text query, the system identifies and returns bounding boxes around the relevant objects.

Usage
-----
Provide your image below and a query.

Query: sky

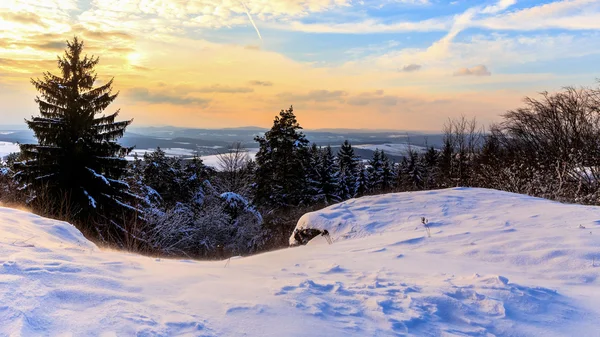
[1,0,600,131]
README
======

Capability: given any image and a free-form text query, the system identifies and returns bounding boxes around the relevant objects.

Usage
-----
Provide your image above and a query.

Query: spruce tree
[318,145,340,204]
[422,146,439,189]
[16,37,136,223]
[337,140,359,199]
[406,149,424,190]
[438,137,454,187]
[253,106,310,208]
[306,143,324,204]
[356,163,370,196]
[368,150,384,191]
[380,151,395,191]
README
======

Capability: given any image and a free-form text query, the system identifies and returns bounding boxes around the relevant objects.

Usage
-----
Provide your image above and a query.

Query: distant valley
[0,126,444,164]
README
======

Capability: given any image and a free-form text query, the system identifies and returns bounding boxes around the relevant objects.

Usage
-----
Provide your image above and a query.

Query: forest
[2,38,600,259]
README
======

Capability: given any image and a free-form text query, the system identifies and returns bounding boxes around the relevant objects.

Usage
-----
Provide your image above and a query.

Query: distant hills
[0,125,444,160]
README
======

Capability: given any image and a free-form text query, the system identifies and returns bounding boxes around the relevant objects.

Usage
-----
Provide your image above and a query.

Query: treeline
[2,37,600,259]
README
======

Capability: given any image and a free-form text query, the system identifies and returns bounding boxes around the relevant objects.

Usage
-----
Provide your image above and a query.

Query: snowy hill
[1,188,600,336]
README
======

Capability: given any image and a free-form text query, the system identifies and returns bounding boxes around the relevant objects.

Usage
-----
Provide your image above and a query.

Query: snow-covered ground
[126,148,198,160]
[1,188,599,336]
[125,148,258,170]
[0,142,19,159]
[200,148,258,170]
[353,143,427,156]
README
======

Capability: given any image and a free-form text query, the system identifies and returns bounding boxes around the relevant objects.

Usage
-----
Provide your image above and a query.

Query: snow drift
[1,188,600,336]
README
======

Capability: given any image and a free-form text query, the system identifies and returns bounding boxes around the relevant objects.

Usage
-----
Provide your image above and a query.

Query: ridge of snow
[1,188,599,336]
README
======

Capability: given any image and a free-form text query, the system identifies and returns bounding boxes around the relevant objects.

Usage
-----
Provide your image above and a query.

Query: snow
[125,148,258,171]
[200,148,258,170]
[1,188,600,336]
[0,142,20,158]
[126,148,197,160]
[353,143,427,156]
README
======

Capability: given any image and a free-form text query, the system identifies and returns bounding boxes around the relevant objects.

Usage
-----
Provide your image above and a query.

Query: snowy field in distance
[0,142,19,159]
[200,148,258,169]
[353,143,427,156]
[126,148,197,160]
[1,188,599,336]
[126,148,258,170]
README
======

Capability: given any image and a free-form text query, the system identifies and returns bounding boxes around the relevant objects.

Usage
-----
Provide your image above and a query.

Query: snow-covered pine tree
[356,162,370,196]
[422,146,439,189]
[437,137,454,187]
[16,37,137,222]
[406,149,425,190]
[368,150,384,191]
[253,106,310,208]
[318,145,341,205]
[380,151,395,191]
[337,140,359,199]
[141,148,177,206]
[305,143,324,204]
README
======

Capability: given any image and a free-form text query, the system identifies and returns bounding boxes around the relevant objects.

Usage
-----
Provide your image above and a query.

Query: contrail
[240,0,262,41]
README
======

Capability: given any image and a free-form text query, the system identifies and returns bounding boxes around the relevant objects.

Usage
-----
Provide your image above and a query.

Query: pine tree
[406,149,424,190]
[438,137,454,187]
[318,145,340,204]
[305,143,324,204]
[368,150,383,191]
[337,140,359,199]
[356,163,370,196]
[380,151,395,191]
[253,106,310,208]
[422,146,439,189]
[16,37,136,223]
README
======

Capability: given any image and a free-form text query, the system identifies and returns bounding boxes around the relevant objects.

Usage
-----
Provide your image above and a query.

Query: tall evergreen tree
[253,106,310,208]
[368,150,384,191]
[355,163,370,196]
[422,146,439,189]
[337,140,359,199]
[15,37,136,222]
[380,151,395,191]
[438,137,454,187]
[305,143,324,204]
[318,145,340,204]
[406,149,424,190]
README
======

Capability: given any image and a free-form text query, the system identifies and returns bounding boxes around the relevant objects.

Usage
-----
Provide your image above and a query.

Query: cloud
[268,18,449,34]
[399,64,422,72]
[249,80,273,87]
[346,90,400,106]
[475,0,600,30]
[481,0,517,14]
[195,85,254,94]
[277,90,348,103]
[0,11,47,27]
[454,65,491,76]
[127,88,211,106]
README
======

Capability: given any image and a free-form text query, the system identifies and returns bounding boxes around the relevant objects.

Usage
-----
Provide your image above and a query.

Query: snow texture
[126,148,258,171]
[353,143,427,156]
[199,149,258,170]
[1,188,600,336]
[0,142,20,159]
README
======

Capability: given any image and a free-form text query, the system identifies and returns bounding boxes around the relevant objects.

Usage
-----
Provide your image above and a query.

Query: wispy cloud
[454,65,492,76]
[399,64,422,72]
[128,88,211,106]
[249,80,273,86]
[195,85,254,94]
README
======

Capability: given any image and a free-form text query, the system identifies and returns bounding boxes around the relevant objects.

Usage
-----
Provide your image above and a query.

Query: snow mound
[0,207,97,251]
[1,188,600,336]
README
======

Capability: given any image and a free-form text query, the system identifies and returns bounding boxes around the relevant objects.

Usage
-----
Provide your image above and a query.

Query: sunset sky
[1,0,600,131]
